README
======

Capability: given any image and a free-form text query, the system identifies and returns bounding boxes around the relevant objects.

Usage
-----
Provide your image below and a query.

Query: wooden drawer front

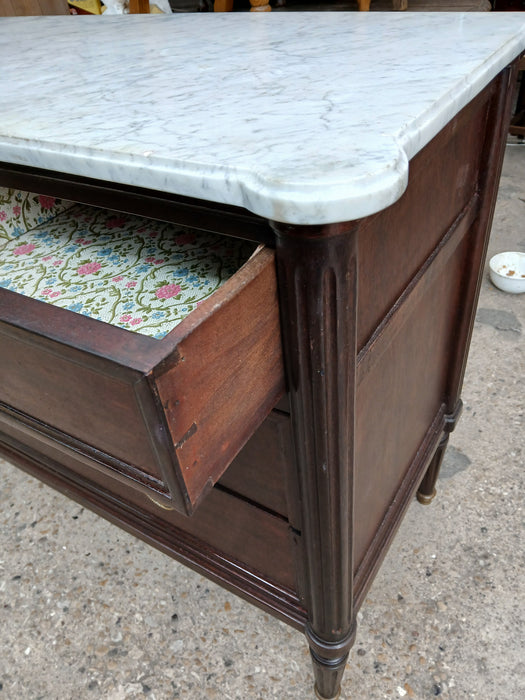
[0,426,299,605]
[0,245,284,516]
[0,332,161,480]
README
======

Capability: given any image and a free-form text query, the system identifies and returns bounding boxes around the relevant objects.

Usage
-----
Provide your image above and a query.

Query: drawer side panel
[155,248,285,511]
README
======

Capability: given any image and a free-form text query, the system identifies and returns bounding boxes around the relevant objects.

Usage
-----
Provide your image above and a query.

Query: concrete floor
[0,143,524,699]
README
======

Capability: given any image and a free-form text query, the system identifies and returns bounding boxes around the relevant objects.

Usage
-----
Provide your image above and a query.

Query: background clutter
[68,1,172,13]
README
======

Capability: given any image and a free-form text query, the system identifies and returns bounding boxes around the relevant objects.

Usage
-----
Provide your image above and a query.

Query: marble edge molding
[1,14,525,225]
[396,32,525,161]
[0,138,409,226]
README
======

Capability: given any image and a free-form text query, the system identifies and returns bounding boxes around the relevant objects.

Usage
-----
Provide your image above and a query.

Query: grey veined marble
[1,12,524,224]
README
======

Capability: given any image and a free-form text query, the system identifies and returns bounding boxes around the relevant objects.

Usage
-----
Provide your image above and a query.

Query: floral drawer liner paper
[0,191,256,340]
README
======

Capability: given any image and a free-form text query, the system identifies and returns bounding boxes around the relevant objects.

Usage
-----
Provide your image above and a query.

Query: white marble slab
[1,13,524,224]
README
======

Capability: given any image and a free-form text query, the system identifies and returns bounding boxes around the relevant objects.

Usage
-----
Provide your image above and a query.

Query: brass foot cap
[416,488,437,505]
[315,685,340,700]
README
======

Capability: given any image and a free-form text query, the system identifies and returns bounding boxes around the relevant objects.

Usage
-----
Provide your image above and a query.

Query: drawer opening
[0,188,256,340]
[0,188,284,516]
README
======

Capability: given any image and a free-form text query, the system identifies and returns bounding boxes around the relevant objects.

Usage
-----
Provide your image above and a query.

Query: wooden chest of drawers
[1,13,523,699]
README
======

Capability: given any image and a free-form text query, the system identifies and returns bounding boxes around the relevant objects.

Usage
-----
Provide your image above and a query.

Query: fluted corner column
[272,220,359,700]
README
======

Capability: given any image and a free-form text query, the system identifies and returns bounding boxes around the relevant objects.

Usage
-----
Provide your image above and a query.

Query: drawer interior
[0,188,285,516]
[0,188,256,338]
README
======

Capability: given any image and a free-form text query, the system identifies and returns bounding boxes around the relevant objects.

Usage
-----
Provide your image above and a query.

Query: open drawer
[0,190,284,515]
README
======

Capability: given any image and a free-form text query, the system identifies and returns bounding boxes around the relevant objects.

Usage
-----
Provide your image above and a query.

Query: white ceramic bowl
[488,251,525,294]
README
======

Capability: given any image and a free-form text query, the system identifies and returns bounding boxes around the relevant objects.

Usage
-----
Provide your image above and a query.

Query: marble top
[1,13,524,225]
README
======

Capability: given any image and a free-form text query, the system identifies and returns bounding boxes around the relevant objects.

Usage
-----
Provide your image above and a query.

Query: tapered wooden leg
[357,0,371,10]
[273,220,360,699]
[417,401,462,504]
[417,433,448,505]
[418,399,462,506]
[309,625,356,699]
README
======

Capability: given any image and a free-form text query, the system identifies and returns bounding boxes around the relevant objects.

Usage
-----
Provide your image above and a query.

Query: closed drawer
[0,196,284,515]
[0,423,298,595]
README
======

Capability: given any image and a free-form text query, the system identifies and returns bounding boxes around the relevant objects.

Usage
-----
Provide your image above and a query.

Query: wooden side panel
[351,83,494,569]
[155,247,285,511]
[351,65,518,599]
[356,85,492,351]
[354,228,472,568]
